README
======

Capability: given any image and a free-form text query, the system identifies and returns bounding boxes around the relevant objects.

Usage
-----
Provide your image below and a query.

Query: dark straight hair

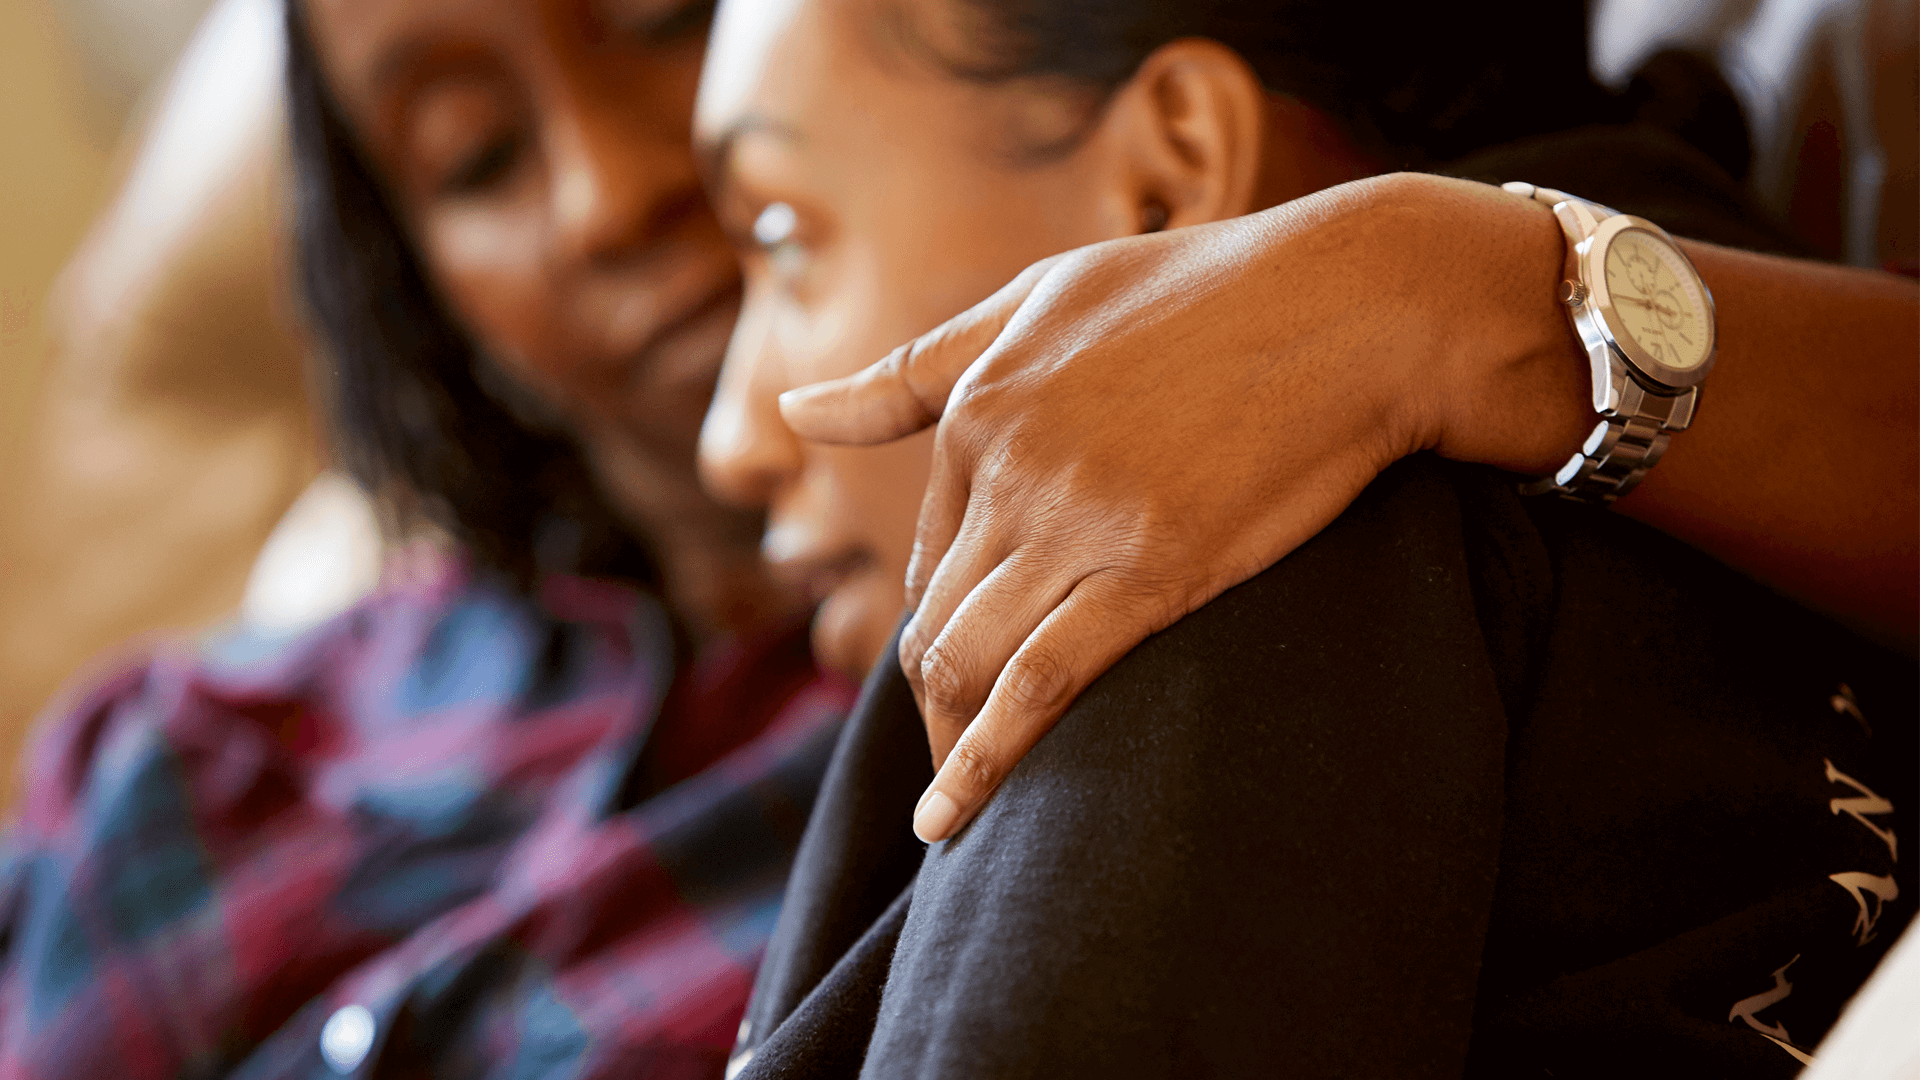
[283,1,657,592]
[283,0,1741,595]
[930,0,1614,166]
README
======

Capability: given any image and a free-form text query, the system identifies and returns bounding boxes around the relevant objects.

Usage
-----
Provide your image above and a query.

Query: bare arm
[1617,243,1918,650]
[1410,194,1919,647]
[777,173,1919,841]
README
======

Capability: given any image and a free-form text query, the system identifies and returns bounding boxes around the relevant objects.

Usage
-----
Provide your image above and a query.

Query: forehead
[696,0,924,148]
[695,0,1104,177]
[695,0,806,135]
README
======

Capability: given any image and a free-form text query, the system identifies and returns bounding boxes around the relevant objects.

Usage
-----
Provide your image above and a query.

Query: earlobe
[1116,39,1267,233]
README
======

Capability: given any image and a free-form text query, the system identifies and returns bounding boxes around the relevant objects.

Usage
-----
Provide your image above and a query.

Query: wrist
[1245,172,1494,469]
[1422,176,1594,475]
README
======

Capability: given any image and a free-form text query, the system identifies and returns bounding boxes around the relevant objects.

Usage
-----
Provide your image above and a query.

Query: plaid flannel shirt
[0,557,852,1080]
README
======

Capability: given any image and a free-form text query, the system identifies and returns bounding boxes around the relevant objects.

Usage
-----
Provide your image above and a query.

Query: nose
[700,299,804,508]
[545,86,699,267]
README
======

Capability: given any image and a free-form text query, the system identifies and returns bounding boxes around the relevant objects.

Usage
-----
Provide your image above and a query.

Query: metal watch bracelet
[1505,181,1698,505]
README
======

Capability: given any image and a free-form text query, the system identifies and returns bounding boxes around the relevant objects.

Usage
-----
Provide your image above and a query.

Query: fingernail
[913,790,961,843]
[777,386,825,410]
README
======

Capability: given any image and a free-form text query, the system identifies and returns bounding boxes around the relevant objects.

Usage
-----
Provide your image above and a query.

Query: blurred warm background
[0,0,1912,807]
[0,0,375,805]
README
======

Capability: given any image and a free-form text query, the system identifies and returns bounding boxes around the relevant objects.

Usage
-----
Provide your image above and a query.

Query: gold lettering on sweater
[1728,956,1816,1065]
[1824,759,1898,862]
[1827,871,1899,946]
[1829,683,1870,736]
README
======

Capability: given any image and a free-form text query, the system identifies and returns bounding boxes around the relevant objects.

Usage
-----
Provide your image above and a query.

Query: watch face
[1602,229,1711,372]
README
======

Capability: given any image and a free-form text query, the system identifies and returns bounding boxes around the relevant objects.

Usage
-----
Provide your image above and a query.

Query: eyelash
[620,0,717,46]
[440,132,524,196]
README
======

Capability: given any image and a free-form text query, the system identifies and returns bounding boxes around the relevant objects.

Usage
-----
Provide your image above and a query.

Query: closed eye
[439,131,525,196]
[620,0,717,47]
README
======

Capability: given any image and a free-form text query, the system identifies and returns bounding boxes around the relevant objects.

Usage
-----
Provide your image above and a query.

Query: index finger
[776,255,1057,445]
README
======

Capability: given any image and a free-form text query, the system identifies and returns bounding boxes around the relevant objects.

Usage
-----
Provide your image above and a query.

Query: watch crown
[1559,280,1588,307]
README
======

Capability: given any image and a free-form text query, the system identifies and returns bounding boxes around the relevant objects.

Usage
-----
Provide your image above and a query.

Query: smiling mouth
[631,278,744,382]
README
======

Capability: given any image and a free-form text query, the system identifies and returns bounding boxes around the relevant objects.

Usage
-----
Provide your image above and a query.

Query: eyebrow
[698,114,804,204]
[366,32,446,99]
[369,48,485,109]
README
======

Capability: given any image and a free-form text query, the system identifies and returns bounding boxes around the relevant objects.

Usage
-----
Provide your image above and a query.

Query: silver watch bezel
[1578,214,1717,390]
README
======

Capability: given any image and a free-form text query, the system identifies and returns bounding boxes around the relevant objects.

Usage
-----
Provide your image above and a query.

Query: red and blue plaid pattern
[0,558,851,1079]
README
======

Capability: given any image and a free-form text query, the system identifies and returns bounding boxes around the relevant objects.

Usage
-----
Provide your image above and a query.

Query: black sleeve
[739,455,1915,1080]
[736,618,931,1063]
[745,456,1517,1078]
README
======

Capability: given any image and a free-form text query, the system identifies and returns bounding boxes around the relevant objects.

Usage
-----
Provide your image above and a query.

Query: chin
[810,576,902,683]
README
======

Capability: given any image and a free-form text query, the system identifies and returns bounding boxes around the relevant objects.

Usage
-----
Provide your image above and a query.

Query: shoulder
[1442,123,1809,257]
[5,552,668,847]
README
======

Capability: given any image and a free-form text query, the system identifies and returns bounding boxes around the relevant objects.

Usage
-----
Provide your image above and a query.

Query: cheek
[843,175,1111,358]
[423,209,573,397]
[853,429,939,577]
[799,430,937,679]
[772,262,891,388]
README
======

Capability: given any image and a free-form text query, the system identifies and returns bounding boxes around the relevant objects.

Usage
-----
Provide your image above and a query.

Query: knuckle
[1091,557,1186,618]
[998,425,1049,469]
[1053,246,1100,280]
[918,640,981,721]
[946,359,1024,424]
[941,375,988,426]
[976,441,1020,490]
[875,341,915,382]
[1105,507,1191,570]
[901,605,939,648]
[943,736,1003,793]
[901,560,931,609]
[933,394,990,462]
[975,428,1051,497]
[902,545,944,602]
[1022,252,1064,284]
[998,645,1076,716]
[899,621,932,676]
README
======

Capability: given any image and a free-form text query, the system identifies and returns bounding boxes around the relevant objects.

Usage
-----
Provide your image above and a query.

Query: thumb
[777,256,1054,445]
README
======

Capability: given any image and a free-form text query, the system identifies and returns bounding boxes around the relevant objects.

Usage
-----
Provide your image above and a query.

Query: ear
[1095,39,1267,233]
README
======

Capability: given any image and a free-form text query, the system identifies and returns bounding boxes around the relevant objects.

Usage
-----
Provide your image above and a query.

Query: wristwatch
[1503,181,1717,504]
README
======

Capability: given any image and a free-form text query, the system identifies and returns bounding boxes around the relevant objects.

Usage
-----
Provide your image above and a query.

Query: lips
[614,280,740,427]
[638,279,743,390]
[586,273,744,459]
[764,527,873,605]
[574,239,743,381]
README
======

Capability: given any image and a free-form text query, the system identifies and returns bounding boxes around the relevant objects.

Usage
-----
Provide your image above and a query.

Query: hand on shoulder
[780,172,1593,841]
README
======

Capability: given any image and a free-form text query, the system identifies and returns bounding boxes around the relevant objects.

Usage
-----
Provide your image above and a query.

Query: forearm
[1420,175,1919,652]
[1617,244,1919,651]
[784,170,1919,826]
